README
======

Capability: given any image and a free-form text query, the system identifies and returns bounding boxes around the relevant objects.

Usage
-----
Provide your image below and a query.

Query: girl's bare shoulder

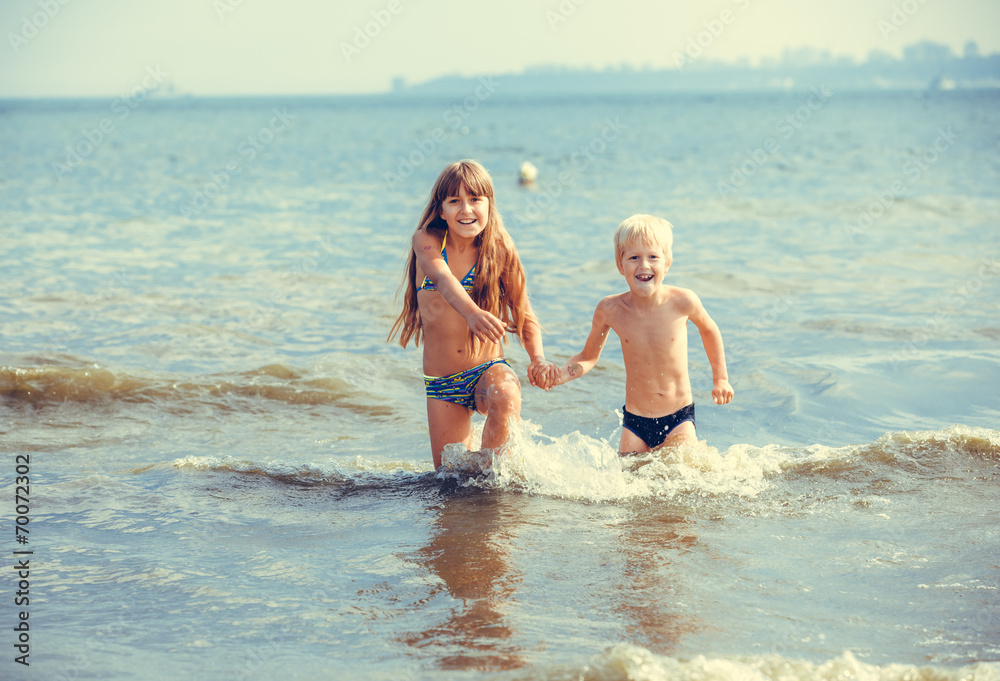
[412,226,441,247]
[412,228,446,264]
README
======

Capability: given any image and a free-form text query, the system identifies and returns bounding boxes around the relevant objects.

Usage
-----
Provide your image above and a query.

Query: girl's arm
[412,229,506,344]
[515,296,554,388]
[685,291,734,405]
[548,301,612,389]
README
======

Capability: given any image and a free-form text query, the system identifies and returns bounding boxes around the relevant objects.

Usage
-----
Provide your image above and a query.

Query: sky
[1,0,998,98]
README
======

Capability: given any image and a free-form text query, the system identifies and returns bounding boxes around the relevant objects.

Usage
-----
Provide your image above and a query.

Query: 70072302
[15,455,30,544]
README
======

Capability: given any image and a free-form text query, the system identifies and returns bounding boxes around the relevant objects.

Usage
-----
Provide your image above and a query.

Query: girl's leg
[474,363,522,452]
[426,398,474,469]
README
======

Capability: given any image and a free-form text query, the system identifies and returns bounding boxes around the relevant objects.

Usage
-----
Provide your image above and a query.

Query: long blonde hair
[388,160,536,350]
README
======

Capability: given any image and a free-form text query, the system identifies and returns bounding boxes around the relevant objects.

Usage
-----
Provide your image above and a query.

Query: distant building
[903,41,954,63]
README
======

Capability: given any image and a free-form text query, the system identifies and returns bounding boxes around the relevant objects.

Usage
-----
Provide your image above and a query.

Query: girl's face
[440,184,490,240]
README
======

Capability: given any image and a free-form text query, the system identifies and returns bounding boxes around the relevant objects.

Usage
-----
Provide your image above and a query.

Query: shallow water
[1,89,999,679]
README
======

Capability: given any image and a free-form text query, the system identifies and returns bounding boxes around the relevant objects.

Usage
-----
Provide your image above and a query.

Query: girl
[389,160,553,469]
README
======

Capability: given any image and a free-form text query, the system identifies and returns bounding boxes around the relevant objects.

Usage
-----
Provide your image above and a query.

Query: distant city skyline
[2,0,999,98]
[505,38,994,72]
[396,38,997,98]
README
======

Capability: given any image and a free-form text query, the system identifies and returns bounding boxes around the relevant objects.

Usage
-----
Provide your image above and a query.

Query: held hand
[465,309,507,344]
[540,363,561,390]
[546,364,565,390]
[527,357,558,390]
[544,363,570,390]
[712,379,734,405]
[535,360,582,390]
[526,357,546,388]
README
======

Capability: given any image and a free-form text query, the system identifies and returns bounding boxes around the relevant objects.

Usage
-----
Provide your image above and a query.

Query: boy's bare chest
[611,308,687,349]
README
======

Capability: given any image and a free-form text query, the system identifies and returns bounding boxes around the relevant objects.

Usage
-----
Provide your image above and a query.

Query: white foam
[170,425,1000,502]
[875,424,1000,456]
[572,644,1000,681]
[436,421,792,502]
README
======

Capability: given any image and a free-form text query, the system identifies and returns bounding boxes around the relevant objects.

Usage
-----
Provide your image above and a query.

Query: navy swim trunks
[622,403,696,449]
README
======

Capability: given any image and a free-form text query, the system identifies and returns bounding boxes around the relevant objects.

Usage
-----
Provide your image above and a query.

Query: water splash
[554,644,1000,681]
[168,423,1000,505]
[437,420,789,502]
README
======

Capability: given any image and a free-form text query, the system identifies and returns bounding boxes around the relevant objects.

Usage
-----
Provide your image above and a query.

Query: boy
[543,214,733,453]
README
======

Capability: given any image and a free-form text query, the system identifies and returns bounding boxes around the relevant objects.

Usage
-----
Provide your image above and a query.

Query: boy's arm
[412,229,506,344]
[546,300,612,389]
[684,290,734,405]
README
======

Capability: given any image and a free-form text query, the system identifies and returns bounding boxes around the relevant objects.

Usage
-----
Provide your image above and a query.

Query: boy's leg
[618,427,651,455]
[426,398,474,469]
[659,420,697,449]
[619,415,696,454]
[475,363,522,451]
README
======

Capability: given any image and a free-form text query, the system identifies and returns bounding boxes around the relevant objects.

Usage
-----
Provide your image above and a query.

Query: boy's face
[618,239,670,295]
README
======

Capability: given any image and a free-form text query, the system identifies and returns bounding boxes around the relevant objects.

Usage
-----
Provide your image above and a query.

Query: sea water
[1,88,999,680]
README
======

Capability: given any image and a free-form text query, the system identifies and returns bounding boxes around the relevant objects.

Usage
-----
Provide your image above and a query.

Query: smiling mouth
[636,273,653,282]
[458,218,477,225]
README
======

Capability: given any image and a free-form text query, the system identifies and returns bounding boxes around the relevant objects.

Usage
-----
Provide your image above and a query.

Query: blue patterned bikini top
[417,232,476,293]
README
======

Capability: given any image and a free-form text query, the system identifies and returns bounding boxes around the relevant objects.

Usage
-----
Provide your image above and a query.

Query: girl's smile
[440,184,489,239]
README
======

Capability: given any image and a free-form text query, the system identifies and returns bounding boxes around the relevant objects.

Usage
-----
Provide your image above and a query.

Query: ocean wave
[164,424,1000,506]
[170,454,436,494]
[463,428,789,502]
[781,425,1000,480]
[529,644,1000,681]
[163,422,792,503]
[0,361,395,417]
[450,423,999,501]
[172,453,430,476]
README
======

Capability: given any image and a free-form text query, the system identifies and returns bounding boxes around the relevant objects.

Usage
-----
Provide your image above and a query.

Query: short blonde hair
[613,214,673,264]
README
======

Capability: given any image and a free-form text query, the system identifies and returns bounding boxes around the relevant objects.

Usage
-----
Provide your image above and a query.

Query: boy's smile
[440,184,489,239]
[618,241,670,294]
